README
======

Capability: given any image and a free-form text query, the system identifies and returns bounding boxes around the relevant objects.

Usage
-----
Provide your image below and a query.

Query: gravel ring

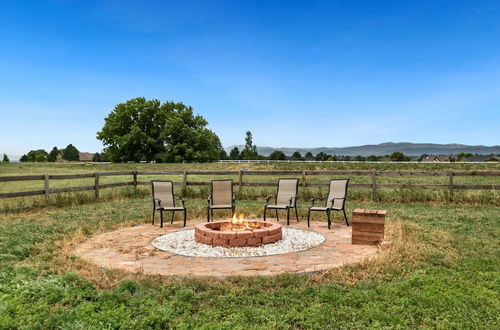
[151,227,326,258]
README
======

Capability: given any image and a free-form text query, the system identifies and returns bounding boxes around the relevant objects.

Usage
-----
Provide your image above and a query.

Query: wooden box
[351,209,386,245]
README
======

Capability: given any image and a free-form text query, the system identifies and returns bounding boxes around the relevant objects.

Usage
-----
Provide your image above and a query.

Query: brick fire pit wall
[195,221,282,247]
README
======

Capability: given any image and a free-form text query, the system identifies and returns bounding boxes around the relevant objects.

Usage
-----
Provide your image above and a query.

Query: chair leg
[171,210,175,224]
[275,209,279,221]
[295,207,299,222]
[211,209,214,222]
[326,210,331,230]
[287,207,290,226]
[343,208,349,226]
[207,207,210,222]
[307,209,311,227]
[160,210,164,228]
[152,207,155,225]
[263,206,267,221]
[231,207,235,217]
[183,209,187,227]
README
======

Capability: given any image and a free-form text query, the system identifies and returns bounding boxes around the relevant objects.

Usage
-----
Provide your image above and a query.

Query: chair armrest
[265,194,277,204]
[289,195,298,206]
[309,196,326,206]
[153,197,162,208]
[207,195,212,205]
[175,196,186,206]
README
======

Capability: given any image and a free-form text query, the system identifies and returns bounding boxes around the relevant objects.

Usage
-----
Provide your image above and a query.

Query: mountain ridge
[225,142,500,157]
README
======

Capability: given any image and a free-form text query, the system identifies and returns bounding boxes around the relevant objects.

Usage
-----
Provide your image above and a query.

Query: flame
[223,213,260,231]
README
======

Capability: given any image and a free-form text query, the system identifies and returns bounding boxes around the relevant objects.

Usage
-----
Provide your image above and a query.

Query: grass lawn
[0,194,498,328]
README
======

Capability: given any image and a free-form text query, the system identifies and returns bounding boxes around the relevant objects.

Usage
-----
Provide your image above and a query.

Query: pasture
[0,162,499,328]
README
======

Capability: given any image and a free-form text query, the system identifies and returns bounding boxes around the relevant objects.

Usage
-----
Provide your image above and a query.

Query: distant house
[464,155,499,162]
[78,152,94,162]
[422,154,456,162]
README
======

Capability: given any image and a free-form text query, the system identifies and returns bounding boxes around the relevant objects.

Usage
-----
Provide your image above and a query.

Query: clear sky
[1,0,499,157]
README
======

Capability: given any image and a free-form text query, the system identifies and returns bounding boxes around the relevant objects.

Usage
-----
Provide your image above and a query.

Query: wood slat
[48,186,95,194]
[97,171,134,176]
[0,190,45,198]
[98,182,135,189]
[0,175,45,182]
[135,171,184,175]
[186,170,239,175]
[49,173,95,179]
[247,171,303,175]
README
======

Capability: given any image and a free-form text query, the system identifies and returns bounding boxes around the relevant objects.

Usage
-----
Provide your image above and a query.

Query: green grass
[0,194,498,328]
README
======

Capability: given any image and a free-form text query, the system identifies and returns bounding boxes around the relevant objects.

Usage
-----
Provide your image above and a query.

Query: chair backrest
[326,179,349,209]
[151,180,175,208]
[276,178,299,206]
[211,179,233,206]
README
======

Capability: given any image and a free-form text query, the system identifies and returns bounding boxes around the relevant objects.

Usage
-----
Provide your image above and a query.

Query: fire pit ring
[195,220,282,248]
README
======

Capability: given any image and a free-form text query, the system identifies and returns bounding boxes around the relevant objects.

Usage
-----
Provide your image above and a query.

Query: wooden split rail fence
[0,170,499,201]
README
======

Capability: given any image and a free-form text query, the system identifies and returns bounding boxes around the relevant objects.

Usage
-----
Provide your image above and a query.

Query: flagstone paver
[74,219,379,277]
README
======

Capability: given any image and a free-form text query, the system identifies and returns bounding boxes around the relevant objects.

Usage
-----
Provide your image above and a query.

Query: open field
[0,195,498,328]
[1,162,499,212]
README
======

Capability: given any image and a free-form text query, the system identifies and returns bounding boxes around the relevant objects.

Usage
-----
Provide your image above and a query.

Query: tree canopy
[62,144,80,161]
[21,149,48,162]
[2,153,9,162]
[240,131,258,160]
[269,150,286,160]
[47,147,59,162]
[291,151,302,160]
[96,98,223,163]
[390,152,410,162]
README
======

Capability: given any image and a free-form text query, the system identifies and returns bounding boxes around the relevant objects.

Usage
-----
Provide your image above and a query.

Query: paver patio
[74,220,379,277]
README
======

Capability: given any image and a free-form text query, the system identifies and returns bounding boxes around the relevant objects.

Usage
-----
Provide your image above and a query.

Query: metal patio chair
[151,180,187,227]
[307,178,349,229]
[207,179,235,222]
[263,178,299,225]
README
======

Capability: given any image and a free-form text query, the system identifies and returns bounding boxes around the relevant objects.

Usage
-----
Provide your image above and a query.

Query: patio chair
[207,179,235,222]
[263,178,299,226]
[151,180,187,227]
[307,178,349,229]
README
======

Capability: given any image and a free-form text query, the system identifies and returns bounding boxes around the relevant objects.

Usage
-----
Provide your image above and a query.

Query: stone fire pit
[195,220,282,247]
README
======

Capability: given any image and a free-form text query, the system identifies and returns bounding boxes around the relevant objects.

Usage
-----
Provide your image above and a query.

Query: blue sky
[1,0,499,156]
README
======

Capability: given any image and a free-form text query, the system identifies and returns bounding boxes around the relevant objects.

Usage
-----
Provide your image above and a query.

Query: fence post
[94,172,100,199]
[44,174,49,202]
[133,171,138,190]
[371,170,377,201]
[449,171,454,202]
[238,170,243,193]
[183,170,188,189]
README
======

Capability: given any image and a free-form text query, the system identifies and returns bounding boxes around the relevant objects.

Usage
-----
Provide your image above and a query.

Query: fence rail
[1,170,499,200]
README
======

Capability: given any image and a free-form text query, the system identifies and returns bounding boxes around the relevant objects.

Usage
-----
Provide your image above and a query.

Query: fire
[220,214,261,232]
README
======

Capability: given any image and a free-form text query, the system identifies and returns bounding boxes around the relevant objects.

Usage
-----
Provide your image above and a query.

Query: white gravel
[151,227,326,258]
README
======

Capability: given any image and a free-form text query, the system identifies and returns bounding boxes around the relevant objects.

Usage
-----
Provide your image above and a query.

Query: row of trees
[225,149,413,162]
[19,144,80,162]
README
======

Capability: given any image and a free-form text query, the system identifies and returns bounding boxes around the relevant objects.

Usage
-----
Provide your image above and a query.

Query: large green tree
[2,153,9,162]
[97,97,223,163]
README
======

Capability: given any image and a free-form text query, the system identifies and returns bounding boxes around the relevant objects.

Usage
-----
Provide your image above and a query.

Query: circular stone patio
[73,220,379,277]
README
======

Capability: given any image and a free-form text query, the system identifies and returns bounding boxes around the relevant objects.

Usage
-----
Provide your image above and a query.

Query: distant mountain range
[225,142,500,157]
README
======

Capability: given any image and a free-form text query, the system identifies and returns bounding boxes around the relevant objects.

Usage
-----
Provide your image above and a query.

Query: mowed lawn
[0,192,498,328]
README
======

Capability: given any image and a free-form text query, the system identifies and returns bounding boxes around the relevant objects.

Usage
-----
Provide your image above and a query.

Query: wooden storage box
[351,209,386,245]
